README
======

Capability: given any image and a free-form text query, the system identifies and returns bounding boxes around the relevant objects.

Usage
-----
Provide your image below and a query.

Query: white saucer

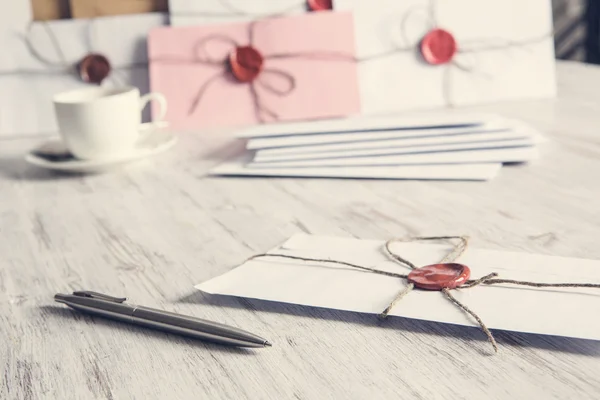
[25,126,177,173]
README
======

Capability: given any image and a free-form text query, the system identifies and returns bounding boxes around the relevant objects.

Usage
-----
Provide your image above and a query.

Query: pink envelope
[148,12,360,130]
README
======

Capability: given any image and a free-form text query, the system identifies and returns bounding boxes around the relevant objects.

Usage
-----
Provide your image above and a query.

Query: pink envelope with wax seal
[147,11,360,130]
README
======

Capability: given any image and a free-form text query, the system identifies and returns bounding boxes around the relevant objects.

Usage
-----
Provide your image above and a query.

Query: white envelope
[252,127,540,156]
[169,0,307,26]
[197,234,600,342]
[333,0,556,115]
[0,9,167,136]
[246,122,517,150]
[210,152,502,181]
[248,146,538,168]
[251,125,540,157]
[236,111,499,138]
[253,138,537,163]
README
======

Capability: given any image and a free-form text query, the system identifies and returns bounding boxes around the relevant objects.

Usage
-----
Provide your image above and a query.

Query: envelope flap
[234,112,502,138]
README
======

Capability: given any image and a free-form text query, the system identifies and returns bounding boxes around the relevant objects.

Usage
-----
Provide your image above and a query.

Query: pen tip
[264,341,272,347]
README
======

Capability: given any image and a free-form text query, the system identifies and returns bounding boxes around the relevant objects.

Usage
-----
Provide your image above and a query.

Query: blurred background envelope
[148,12,360,131]
[334,0,556,115]
[0,12,167,136]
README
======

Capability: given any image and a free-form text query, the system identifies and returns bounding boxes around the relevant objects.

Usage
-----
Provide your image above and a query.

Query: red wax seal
[78,53,111,84]
[307,0,332,11]
[407,263,470,290]
[229,46,264,83]
[420,29,457,65]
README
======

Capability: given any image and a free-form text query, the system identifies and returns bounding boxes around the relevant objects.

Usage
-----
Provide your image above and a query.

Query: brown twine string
[1,20,146,84]
[248,236,600,353]
[441,287,498,352]
[380,283,414,319]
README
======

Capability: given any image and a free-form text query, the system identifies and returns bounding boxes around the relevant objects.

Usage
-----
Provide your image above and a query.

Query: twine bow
[249,236,600,353]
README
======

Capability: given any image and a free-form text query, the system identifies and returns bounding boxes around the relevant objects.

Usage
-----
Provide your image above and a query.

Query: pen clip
[72,291,127,303]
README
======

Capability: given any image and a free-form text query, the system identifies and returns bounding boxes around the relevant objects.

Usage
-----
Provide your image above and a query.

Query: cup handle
[139,92,168,131]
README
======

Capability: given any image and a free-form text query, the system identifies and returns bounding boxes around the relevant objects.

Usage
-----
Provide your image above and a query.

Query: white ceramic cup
[53,86,168,160]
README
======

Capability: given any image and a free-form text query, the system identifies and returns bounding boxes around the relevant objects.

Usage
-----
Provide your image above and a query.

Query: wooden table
[2,60,600,400]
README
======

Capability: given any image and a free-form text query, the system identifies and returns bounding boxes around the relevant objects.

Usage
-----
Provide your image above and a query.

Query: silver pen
[54,291,272,348]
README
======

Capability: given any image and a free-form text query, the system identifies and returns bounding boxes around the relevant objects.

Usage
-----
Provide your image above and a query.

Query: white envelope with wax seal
[169,0,326,27]
[0,2,166,137]
[196,234,600,346]
[333,0,556,116]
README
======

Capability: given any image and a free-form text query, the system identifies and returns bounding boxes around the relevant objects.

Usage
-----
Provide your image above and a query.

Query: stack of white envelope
[210,112,543,181]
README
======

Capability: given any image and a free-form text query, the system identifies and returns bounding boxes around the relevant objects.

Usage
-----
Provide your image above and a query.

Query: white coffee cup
[53,86,168,160]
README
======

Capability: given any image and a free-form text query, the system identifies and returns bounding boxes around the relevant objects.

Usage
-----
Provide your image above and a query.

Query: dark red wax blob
[420,29,457,65]
[407,263,471,290]
[229,46,264,83]
[78,53,111,84]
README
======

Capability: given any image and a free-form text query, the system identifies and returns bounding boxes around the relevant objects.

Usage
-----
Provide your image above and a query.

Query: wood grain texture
[2,61,600,400]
